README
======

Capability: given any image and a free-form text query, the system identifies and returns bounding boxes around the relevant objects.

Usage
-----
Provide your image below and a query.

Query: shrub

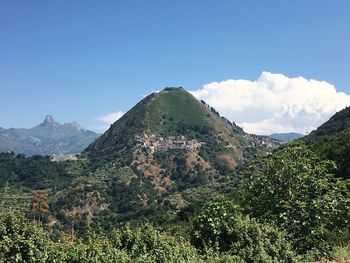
[114,223,200,263]
[58,231,129,263]
[191,196,298,263]
[0,212,53,263]
[240,142,350,256]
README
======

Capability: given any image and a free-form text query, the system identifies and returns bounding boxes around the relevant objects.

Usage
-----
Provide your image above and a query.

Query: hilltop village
[135,134,205,153]
[134,133,280,154]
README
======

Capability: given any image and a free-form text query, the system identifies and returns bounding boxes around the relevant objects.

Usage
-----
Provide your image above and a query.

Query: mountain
[76,88,281,224]
[0,88,281,230]
[303,106,350,178]
[85,87,279,163]
[270,132,304,142]
[0,115,99,156]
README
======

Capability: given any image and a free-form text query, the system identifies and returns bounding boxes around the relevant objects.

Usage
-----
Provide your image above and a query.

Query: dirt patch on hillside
[216,154,237,170]
[186,151,211,171]
[133,150,174,193]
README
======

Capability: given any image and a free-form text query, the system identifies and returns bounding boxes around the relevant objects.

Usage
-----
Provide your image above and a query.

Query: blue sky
[1,1,350,134]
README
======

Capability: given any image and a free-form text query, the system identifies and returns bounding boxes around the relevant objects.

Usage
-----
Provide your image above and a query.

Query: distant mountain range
[269,132,304,142]
[0,115,99,156]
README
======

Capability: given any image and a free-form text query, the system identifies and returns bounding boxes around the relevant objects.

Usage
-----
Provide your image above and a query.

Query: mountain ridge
[0,115,99,156]
[269,132,304,142]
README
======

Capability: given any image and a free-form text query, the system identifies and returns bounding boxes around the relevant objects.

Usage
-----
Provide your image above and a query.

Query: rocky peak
[40,115,60,127]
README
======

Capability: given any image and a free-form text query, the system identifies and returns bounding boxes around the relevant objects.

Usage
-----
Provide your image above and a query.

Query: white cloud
[190,72,350,135]
[95,111,124,132]
[98,111,124,124]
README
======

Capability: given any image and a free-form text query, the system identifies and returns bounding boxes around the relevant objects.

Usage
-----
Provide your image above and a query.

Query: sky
[1,1,350,134]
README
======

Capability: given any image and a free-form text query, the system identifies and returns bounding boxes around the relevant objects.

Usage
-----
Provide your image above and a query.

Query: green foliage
[302,106,350,179]
[311,128,350,178]
[330,243,350,261]
[191,196,298,263]
[240,142,350,255]
[146,88,216,135]
[114,223,201,262]
[0,212,207,263]
[55,231,129,263]
[0,213,53,262]
[0,152,72,189]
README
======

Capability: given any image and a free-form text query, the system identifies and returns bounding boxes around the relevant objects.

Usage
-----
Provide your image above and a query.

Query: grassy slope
[146,88,241,139]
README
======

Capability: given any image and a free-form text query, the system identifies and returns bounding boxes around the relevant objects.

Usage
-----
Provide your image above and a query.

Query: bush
[0,212,202,263]
[0,212,53,263]
[240,142,350,256]
[191,196,298,263]
[57,231,129,263]
[114,223,200,262]
[331,243,350,261]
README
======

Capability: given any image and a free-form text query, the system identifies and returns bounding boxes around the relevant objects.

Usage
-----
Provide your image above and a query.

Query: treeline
[0,152,72,189]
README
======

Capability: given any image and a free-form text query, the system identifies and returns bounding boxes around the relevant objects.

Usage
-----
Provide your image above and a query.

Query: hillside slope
[73,88,280,225]
[303,106,350,178]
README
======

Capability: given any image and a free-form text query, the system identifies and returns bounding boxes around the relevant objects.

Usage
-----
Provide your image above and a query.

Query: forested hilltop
[0,88,350,262]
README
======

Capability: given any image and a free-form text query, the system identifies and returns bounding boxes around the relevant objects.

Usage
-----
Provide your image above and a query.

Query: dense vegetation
[303,106,350,179]
[0,152,72,189]
[1,141,350,262]
[240,143,350,258]
[308,128,350,179]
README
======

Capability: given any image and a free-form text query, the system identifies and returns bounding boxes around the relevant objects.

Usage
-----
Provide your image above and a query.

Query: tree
[311,128,350,179]
[240,142,350,255]
[0,182,9,210]
[191,196,298,263]
[30,191,49,224]
[0,213,52,262]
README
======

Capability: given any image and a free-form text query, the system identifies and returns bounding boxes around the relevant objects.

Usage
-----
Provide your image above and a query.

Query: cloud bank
[190,72,350,135]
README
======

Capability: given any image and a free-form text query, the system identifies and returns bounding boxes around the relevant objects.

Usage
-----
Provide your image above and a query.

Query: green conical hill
[85,87,246,158]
